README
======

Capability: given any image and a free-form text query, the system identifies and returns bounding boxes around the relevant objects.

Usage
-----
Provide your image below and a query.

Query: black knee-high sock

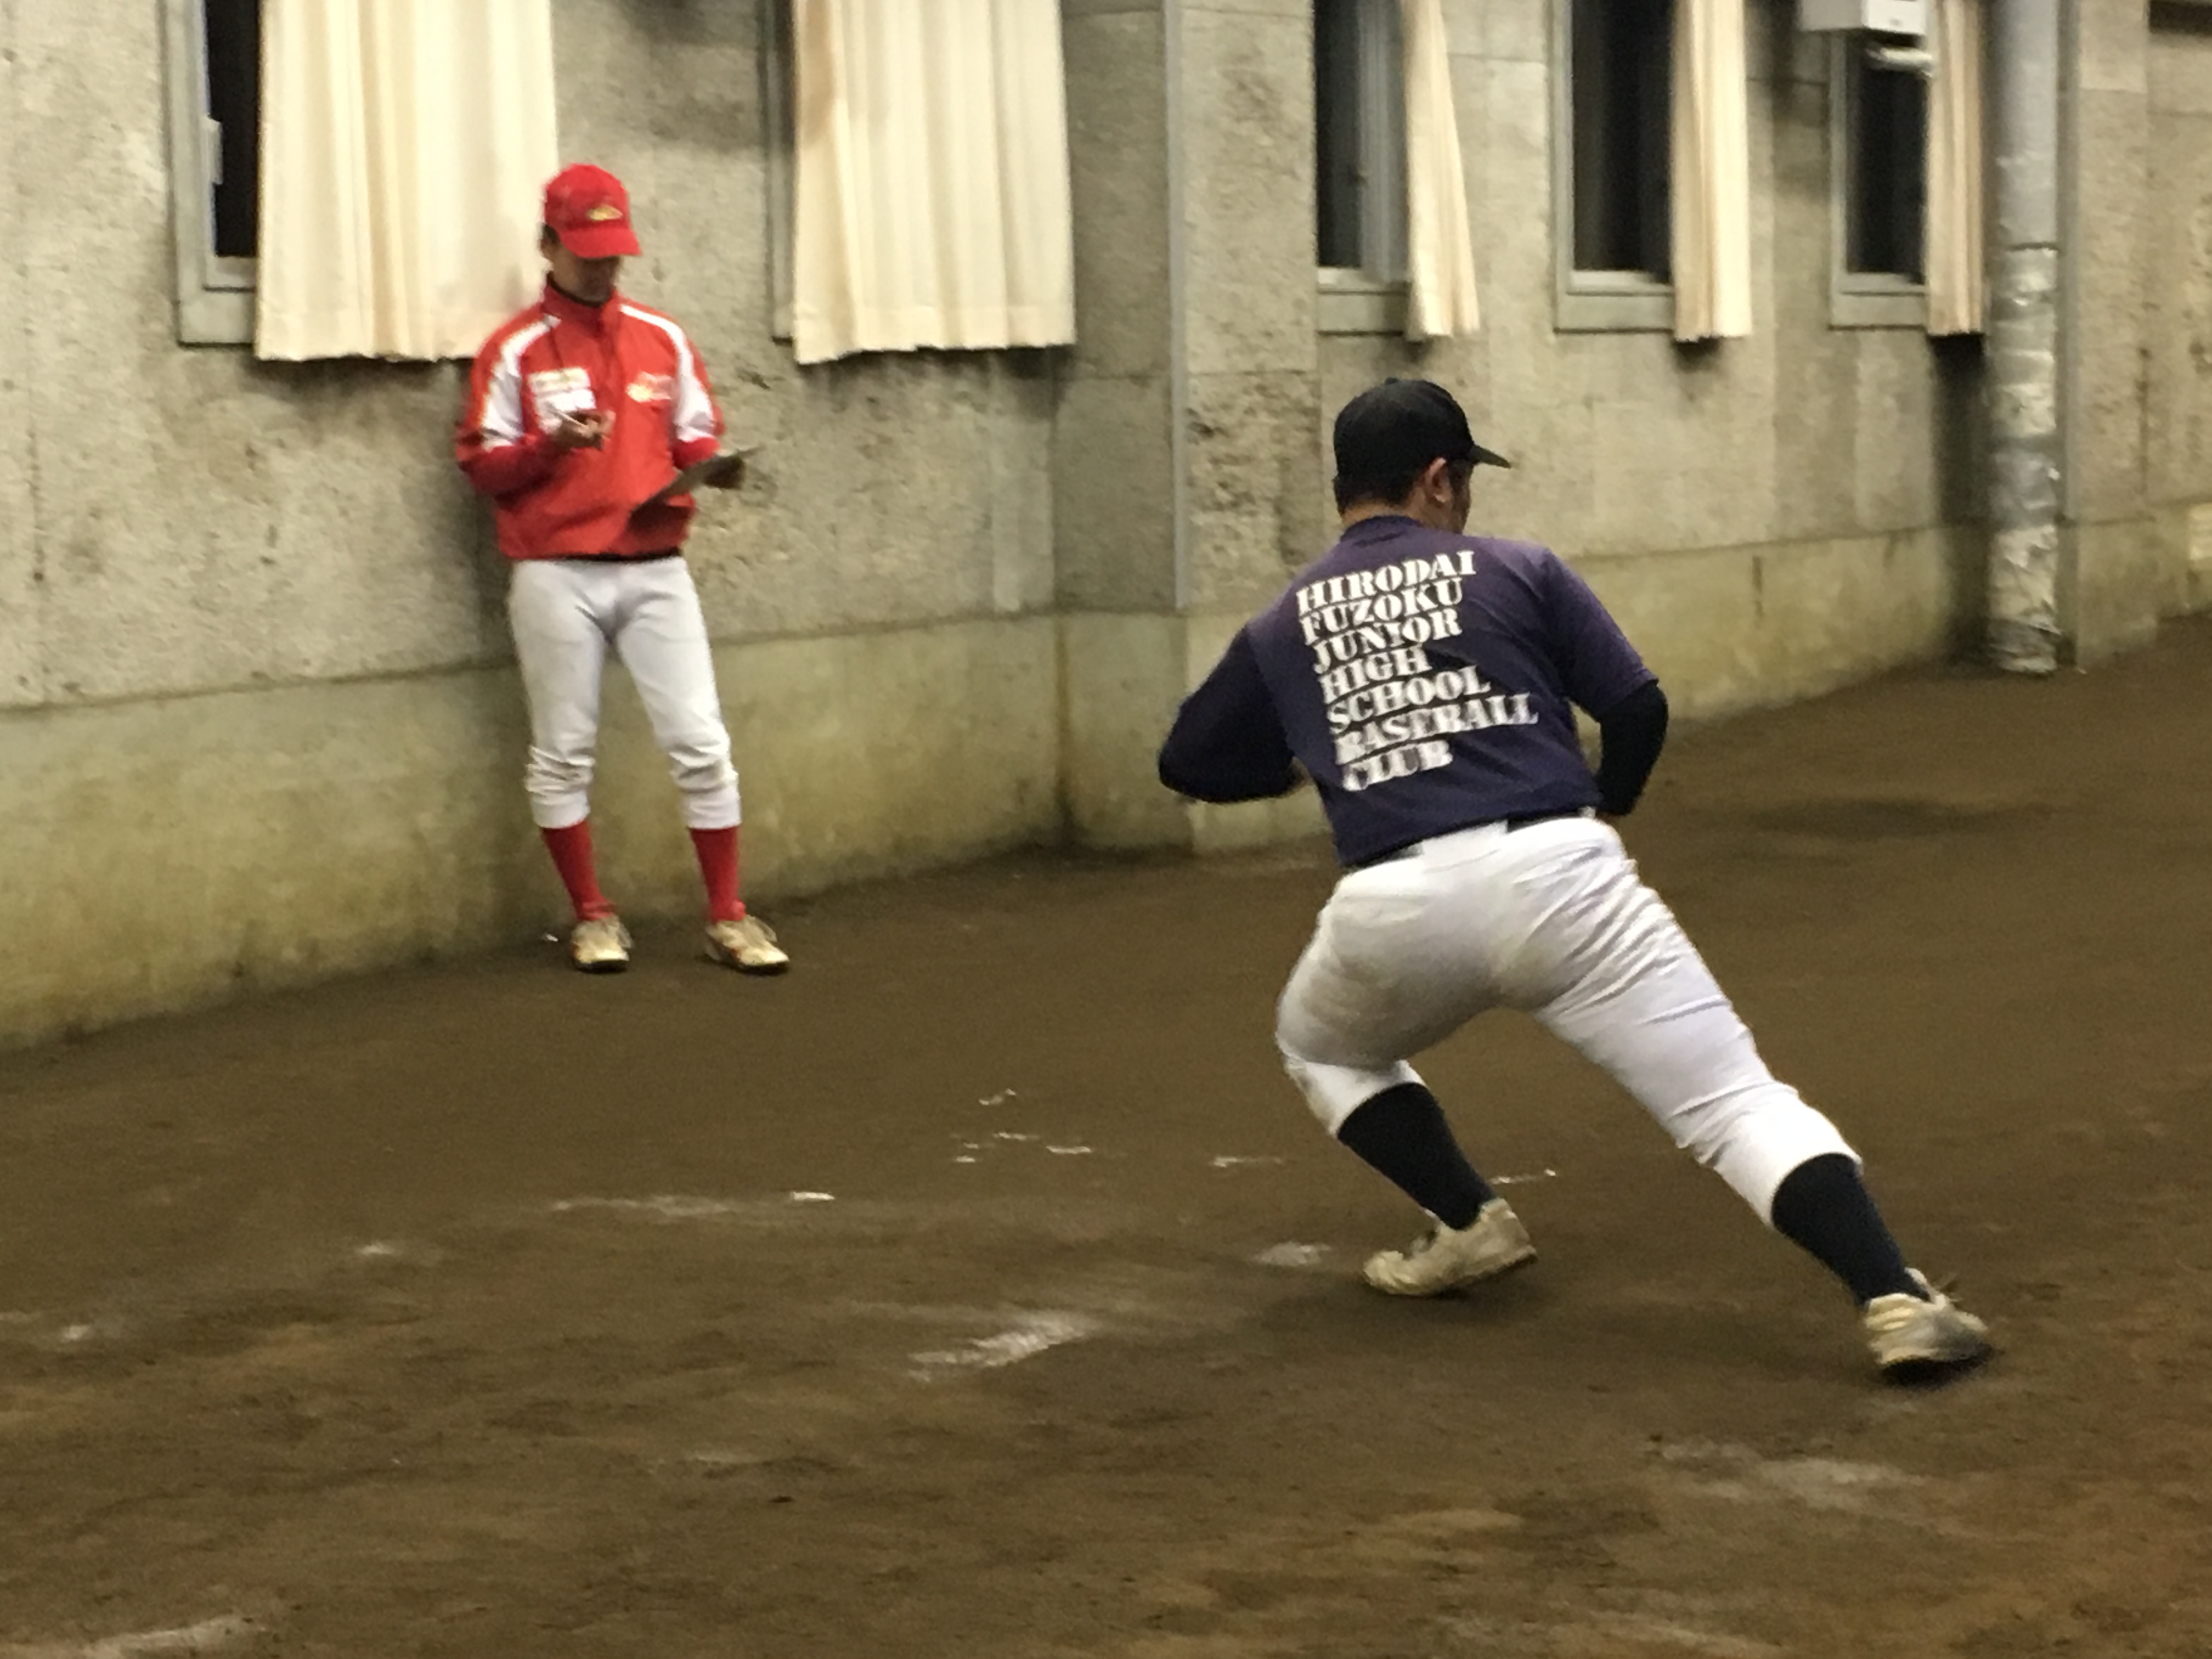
[1769,1153,1922,1305]
[1335,1083,1496,1230]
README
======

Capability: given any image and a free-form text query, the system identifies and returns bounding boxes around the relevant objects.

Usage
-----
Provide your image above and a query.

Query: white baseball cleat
[1862,1270,1992,1378]
[705,915,789,975]
[1362,1198,1537,1296]
[568,916,632,974]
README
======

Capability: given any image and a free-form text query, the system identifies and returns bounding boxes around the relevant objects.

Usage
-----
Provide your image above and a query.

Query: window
[1847,57,1926,278]
[163,0,261,344]
[1831,42,1929,328]
[1554,0,1674,331]
[1313,0,1406,335]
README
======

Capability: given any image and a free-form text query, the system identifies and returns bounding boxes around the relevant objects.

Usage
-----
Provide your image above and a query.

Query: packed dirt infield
[4,620,2212,1658]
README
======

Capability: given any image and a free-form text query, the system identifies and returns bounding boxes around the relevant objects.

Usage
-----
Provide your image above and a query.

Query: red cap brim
[558,223,640,259]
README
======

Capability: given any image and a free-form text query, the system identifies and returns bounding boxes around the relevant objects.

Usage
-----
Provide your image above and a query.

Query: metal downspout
[1984,0,2064,673]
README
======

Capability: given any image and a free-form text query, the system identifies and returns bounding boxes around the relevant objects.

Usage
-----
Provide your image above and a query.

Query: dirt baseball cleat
[1863,1270,1991,1379]
[706,916,789,974]
[568,916,632,974]
[1362,1198,1537,1296]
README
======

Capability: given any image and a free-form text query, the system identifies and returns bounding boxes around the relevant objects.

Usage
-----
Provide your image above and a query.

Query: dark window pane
[204,0,261,260]
[1848,58,1926,279]
[1315,0,1364,267]
[1570,0,1672,278]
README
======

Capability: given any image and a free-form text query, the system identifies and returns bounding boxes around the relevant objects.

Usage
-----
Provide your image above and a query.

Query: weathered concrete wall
[1056,0,1990,868]
[2067,0,2159,661]
[1056,0,1330,853]
[0,622,1060,1045]
[12,0,2209,1046]
[0,0,1064,1044]
[2147,6,2212,616]
[1321,1,1987,716]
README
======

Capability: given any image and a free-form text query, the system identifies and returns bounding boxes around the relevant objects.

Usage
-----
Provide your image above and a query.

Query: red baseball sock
[690,825,747,922]
[541,821,617,921]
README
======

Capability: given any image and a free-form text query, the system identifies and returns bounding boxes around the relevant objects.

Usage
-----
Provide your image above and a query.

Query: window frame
[1829,38,1929,331]
[1551,0,1674,335]
[1313,0,1408,338]
[763,0,795,343]
[162,0,257,346]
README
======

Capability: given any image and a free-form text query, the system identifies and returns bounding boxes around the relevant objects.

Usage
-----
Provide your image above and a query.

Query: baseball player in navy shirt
[1159,380,1990,1379]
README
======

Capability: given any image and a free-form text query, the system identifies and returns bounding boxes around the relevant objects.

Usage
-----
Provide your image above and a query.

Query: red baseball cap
[543,163,641,259]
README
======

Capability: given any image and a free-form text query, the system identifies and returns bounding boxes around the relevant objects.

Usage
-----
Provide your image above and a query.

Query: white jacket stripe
[622,306,718,446]
[478,318,558,448]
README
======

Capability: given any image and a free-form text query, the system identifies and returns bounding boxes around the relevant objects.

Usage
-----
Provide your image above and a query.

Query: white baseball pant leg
[1275,817,1856,1223]
[507,558,741,831]
[606,559,741,830]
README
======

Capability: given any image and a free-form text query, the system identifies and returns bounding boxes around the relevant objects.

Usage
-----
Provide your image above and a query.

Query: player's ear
[1419,458,1453,503]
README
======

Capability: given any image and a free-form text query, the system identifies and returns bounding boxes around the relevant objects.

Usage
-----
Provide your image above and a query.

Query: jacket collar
[541,279,623,336]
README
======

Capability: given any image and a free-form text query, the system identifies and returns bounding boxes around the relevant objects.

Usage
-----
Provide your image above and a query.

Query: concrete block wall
[4,0,2208,1044]
[2146,7,2212,620]
[1048,0,2004,891]
[1319,1,1988,720]
[0,1,1066,1045]
[2069,0,2159,661]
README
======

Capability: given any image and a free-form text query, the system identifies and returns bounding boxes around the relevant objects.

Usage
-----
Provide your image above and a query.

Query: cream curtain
[1400,0,1480,339]
[256,0,558,361]
[1669,0,1753,341]
[792,0,1076,366]
[1925,0,1986,336]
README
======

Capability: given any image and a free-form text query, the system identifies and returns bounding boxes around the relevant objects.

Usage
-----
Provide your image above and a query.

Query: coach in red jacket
[456,163,786,976]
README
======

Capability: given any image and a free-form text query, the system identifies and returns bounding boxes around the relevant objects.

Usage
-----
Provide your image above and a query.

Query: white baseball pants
[1276,816,1857,1223]
[507,557,741,831]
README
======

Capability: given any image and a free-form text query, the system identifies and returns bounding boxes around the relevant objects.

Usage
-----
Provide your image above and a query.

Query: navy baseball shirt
[1159,516,1657,869]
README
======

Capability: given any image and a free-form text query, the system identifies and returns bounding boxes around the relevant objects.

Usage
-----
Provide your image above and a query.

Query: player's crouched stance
[455,165,786,978]
[1158,379,1990,1381]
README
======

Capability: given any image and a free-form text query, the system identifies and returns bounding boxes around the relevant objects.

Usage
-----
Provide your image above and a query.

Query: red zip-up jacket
[455,283,725,558]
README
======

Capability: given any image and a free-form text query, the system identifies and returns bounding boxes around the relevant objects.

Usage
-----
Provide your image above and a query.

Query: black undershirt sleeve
[1592,680,1668,817]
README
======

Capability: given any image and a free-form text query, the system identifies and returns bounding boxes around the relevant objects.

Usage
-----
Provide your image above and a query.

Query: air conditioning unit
[1798,0,1927,35]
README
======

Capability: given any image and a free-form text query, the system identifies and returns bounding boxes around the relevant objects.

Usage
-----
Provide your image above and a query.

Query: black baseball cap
[1331,379,1511,486]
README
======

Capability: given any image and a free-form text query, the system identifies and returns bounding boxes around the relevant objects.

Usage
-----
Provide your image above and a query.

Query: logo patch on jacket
[528,366,597,430]
[627,372,676,404]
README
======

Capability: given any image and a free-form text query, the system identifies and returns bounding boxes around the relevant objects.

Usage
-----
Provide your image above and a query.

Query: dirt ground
[4,622,2212,1659]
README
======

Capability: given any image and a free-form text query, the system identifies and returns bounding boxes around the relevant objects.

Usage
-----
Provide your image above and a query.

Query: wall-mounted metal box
[1797,0,1927,34]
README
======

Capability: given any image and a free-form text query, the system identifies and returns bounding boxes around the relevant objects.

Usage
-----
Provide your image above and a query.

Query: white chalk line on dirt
[1657,1441,1926,1515]
[1,1615,260,1659]
[950,1130,1105,1164]
[909,1311,1099,1379]
[349,1239,444,1265]
[1585,1615,1782,1657]
[1252,1242,1333,1269]
[548,1193,838,1222]
[1441,1611,1778,1658]
[0,1314,132,1351]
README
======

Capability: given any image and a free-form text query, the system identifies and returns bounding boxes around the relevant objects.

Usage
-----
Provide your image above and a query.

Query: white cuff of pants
[1280,1046,1423,1138]
[1689,1092,1860,1224]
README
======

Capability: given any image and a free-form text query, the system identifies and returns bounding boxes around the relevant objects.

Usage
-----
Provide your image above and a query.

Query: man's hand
[549,411,612,450]
[701,453,747,490]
